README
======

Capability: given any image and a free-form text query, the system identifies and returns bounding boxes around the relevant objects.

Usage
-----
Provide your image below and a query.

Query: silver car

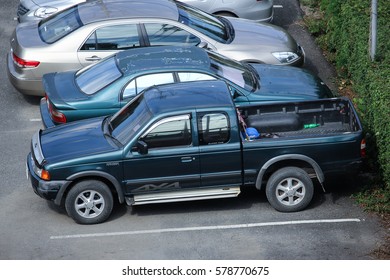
[16,0,273,23]
[8,0,304,96]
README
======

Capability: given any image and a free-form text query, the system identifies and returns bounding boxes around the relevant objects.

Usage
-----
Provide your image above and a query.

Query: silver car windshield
[76,56,122,95]
[177,2,229,44]
[39,6,83,44]
[208,52,257,91]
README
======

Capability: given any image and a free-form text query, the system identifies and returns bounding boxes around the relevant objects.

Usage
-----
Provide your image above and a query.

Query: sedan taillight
[47,97,66,124]
[12,52,40,68]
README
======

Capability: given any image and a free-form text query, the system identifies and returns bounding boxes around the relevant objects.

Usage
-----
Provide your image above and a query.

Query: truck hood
[251,64,333,100]
[40,117,117,163]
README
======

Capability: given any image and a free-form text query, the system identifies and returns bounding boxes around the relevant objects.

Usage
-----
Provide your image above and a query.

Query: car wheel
[214,12,237,18]
[65,180,113,224]
[265,167,314,212]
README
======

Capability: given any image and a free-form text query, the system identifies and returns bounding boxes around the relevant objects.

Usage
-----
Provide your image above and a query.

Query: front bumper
[27,153,70,205]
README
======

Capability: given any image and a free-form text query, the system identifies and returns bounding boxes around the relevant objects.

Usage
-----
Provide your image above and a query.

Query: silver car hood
[224,17,297,51]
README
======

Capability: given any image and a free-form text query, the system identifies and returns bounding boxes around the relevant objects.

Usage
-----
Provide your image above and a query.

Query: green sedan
[40,46,333,128]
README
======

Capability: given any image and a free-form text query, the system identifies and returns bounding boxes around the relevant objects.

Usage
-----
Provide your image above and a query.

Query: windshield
[39,6,83,43]
[109,94,153,145]
[208,52,257,91]
[76,56,122,95]
[177,2,229,44]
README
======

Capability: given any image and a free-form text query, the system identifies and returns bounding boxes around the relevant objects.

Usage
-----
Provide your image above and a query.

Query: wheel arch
[54,171,125,206]
[255,154,325,190]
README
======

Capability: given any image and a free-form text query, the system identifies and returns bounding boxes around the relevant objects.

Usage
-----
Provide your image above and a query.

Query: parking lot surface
[0,0,386,259]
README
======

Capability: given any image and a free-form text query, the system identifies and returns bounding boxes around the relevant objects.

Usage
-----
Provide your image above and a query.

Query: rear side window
[81,24,140,50]
[39,6,83,43]
[144,23,201,47]
[123,73,175,100]
[76,56,122,95]
[198,112,230,145]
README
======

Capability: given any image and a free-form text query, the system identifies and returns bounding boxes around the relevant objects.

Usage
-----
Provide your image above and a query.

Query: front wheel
[265,167,314,212]
[65,180,114,224]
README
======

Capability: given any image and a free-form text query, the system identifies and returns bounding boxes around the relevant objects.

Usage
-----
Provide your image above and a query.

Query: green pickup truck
[27,80,365,224]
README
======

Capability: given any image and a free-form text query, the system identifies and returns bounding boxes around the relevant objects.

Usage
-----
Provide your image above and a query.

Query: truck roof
[143,80,235,115]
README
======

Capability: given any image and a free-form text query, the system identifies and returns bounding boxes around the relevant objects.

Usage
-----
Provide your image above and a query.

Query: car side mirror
[197,41,208,49]
[134,140,148,155]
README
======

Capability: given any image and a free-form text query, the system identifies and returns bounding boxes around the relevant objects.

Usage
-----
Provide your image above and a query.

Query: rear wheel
[265,167,314,212]
[65,180,113,224]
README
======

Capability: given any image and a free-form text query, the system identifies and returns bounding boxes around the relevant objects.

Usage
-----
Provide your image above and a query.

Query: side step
[125,187,241,206]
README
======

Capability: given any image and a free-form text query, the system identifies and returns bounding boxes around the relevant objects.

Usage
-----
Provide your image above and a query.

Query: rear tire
[65,180,113,224]
[266,167,314,212]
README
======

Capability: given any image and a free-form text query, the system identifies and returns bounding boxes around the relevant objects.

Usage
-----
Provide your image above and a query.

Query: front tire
[266,167,314,212]
[65,180,113,224]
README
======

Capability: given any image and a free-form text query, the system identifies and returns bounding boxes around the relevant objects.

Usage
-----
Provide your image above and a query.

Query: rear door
[197,111,242,187]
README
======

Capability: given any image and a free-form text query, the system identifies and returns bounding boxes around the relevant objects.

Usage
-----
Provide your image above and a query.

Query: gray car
[8,0,304,96]
[16,0,274,23]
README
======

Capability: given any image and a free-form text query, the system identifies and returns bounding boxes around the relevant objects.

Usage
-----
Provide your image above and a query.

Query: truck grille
[17,4,30,16]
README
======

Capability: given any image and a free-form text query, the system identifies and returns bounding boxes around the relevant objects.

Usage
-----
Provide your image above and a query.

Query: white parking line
[50,218,361,240]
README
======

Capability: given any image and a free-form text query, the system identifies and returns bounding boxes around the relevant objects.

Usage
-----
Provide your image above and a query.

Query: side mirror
[197,41,208,49]
[135,140,148,155]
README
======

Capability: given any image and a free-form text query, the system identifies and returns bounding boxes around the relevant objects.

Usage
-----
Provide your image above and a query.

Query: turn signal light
[41,170,50,181]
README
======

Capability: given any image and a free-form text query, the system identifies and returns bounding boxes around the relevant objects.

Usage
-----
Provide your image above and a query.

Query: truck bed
[238,98,361,139]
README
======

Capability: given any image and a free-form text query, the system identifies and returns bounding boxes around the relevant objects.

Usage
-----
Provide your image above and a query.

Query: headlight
[34,7,58,18]
[272,52,300,64]
[31,156,50,180]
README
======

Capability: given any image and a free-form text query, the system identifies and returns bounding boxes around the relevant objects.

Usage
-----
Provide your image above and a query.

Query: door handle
[85,56,102,62]
[181,156,195,163]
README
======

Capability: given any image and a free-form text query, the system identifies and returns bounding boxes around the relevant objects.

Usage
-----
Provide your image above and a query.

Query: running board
[125,187,241,206]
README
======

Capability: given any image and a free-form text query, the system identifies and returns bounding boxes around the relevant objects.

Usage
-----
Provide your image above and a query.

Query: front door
[122,114,200,194]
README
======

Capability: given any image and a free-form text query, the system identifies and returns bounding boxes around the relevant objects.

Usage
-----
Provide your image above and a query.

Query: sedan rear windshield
[177,2,230,44]
[76,56,122,95]
[39,6,83,44]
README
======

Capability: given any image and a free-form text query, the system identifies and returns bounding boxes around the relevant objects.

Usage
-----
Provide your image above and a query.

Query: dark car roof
[143,80,234,115]
[77,0,179,24]
[116,46,212,75]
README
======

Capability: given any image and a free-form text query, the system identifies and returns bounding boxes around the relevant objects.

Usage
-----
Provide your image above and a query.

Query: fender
[255,154,325,190]
[53,171,125,205]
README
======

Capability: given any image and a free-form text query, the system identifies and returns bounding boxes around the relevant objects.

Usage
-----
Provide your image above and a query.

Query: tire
[65,180,114,224]
[265,167,314,212]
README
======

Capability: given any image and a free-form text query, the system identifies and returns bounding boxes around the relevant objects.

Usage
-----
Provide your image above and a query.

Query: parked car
[27,80,364,224]
[16,0,274,23]
[8,0,304,96]
[40,46,332,128]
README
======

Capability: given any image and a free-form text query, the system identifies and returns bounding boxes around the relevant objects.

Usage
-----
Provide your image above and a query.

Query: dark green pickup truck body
[27,80,365,224]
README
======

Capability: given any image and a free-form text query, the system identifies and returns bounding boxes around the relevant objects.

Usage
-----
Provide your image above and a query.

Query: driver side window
[140,115,192,149]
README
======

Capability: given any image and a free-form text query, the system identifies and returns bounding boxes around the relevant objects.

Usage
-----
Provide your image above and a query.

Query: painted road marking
[50,218,361,240]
